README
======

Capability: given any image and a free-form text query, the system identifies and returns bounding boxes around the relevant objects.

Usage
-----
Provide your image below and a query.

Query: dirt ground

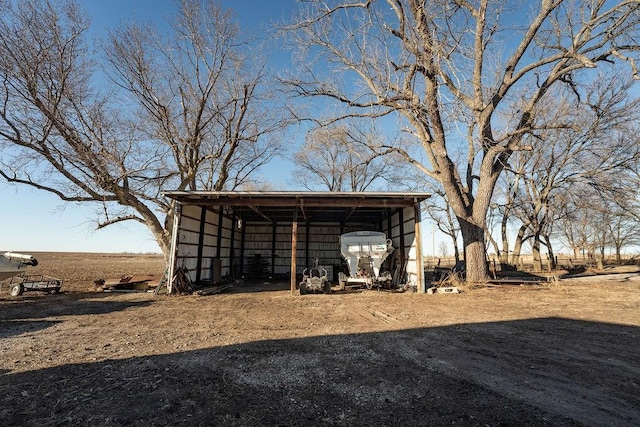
[1,253,639,426]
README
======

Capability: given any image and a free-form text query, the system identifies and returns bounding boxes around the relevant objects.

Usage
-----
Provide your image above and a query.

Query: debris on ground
[94,274,163,292]
[194,283,234,296]
[427,286,460,294]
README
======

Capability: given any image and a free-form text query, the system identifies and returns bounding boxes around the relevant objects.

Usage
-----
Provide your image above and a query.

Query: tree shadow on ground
[228,280,292,294]
[1,317,638,426]
[0,293,154,323]
[0,320,62,339]
[229,281,393,295]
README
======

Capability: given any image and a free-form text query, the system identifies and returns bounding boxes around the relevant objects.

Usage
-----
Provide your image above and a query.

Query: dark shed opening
[163,191,431,294]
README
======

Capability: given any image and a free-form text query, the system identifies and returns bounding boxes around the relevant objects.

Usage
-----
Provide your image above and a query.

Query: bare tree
[558,185,616,266]
[497,77,640,268]
[608,206,640,262]
[560,183,640,265]
[438,241,449,259]
[425,191,461,264]
[0,0,290,259]
[292,121,405,191]
[489,160,527,266]
[284,0,640,282]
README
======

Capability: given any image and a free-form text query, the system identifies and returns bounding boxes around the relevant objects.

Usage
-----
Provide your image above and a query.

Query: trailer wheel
[49,280,62,294]
[299,282,308,295]
[9,283,24,297]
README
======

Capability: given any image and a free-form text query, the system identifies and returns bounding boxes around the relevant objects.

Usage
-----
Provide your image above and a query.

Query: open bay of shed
[163,192,431,294]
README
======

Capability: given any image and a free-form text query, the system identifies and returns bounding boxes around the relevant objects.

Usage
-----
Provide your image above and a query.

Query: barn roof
[163,191,431,224]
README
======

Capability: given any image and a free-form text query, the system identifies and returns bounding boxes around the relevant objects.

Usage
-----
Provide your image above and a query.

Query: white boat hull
[0,252,38,281]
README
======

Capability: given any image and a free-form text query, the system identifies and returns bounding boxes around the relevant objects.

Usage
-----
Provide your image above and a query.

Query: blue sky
[0,1,448,256]
[0,0,297,254]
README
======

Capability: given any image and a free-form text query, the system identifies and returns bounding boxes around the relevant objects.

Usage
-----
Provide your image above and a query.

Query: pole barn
[163,191,431,294]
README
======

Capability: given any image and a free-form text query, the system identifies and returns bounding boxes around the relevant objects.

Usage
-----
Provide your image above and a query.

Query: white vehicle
[299,258,332,295]
[339,231,394,289]
[0,252,38,281]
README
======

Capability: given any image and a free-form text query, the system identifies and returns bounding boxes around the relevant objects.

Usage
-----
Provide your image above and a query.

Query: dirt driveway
[1,257,639,426]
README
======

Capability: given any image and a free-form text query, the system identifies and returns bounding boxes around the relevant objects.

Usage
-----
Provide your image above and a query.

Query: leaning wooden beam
[342,207,357,223]
[194,283,234,296]
[249,205,272,222]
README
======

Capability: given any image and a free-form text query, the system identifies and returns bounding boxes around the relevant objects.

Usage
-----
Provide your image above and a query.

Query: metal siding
[173,206,232,283]
[180,216,201,233]
[181,257,199,273]
[202,247,216,258]
[214,215,234,278]
[273,225,292,275]
[177,243,199,258]
[307,224,342,268]
[388,210,401,258]
[182,204,201,219]
[244,224,272,260]
[403,206,420,287]
[205,209,218,225]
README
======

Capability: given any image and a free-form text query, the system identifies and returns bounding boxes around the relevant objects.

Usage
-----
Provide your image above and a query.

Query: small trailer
[0,252,38,281]
[0,252,61,296]
[6,274,62,296]
[339,231,394,290]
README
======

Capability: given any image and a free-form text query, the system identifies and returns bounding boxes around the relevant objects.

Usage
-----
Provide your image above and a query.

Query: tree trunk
[157,232,172,266]
[532,234,542,271]
[459,218,489,283]
[453,243,461,265]
[486,230,501,261]
[500,213,510,265]
[511,225,527,265]
[544,235,557,270]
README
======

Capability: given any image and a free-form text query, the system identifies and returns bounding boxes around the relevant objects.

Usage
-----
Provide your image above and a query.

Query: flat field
[1,253,639,426]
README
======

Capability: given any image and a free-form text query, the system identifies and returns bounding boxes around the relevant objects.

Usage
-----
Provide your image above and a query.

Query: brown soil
[1,253,639,426]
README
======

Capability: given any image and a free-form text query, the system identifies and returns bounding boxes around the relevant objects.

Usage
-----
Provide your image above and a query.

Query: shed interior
[164,192,430,293]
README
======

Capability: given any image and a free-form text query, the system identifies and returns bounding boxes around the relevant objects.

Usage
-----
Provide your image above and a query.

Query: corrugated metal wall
[242,223,344,278]
[172,205,236,283]
[170,203,424,289]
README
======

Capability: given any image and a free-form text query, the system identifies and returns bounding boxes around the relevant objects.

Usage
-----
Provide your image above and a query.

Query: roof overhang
[163,191,431,224]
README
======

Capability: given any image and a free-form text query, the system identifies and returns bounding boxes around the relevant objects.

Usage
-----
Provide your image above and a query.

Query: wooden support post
[215,206,224,282]
[230,214,236,279]
[240,220,246,279]
[216,205,224,257]
[195,206,207,285]
[414,202,425,293]
[398,208,406,272]
[291,209,298,296]
[305,221,310,268]
[271,222,277,278]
